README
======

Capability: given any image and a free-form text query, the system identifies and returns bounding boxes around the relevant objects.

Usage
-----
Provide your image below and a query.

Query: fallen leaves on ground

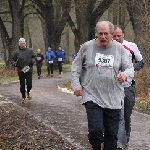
[0,97,76,150]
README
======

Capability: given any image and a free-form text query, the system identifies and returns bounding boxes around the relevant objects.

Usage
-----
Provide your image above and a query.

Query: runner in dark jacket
[35,49,44,79]
[12,38,36,103]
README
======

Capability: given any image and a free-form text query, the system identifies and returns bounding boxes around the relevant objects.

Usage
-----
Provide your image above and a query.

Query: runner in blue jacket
[55,46,66,75]
[45,47,56,77]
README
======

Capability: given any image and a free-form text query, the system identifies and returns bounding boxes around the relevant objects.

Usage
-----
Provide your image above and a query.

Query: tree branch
[89,0,114,21]
[20,0,26,14]
[29,0,45,12]
[61,0,78,35]
[0,11,11,14]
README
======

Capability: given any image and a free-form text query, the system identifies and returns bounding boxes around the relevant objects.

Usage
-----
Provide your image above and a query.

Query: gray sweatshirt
[71,39,134,109]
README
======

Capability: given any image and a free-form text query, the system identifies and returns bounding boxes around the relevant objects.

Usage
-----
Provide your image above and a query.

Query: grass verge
[0,63,71,84]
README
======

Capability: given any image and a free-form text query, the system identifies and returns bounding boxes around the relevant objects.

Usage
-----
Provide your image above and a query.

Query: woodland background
[0,0,150,100]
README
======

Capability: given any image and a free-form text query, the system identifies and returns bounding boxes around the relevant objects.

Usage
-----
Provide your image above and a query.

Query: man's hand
[117,72,126,83]
[74,87,82,96]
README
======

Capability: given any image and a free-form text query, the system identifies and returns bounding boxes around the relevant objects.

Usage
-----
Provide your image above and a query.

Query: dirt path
[128,111,150,150]
[0,72,150,150]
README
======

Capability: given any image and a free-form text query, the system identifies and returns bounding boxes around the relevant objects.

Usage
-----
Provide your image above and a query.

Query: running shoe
[21,98,25,103]
[27,93,32,100]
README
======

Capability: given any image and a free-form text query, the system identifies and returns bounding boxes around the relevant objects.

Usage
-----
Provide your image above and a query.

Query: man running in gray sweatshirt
[71,21,134,150]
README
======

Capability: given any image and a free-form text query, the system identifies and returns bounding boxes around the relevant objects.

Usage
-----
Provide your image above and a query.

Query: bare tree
[0,0,21,65]
[8,0,21,61]
[30,0,72,51]
[0,16,10,65]
[0,0,29,65]
[64,0,115,52]
[125,0,150,64]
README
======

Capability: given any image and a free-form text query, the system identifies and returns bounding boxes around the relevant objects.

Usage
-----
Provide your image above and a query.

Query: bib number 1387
[95,53,114,68]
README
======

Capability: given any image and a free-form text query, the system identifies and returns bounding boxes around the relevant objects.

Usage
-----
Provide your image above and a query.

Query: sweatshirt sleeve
[121,47,134,82]
[12,50,19,66]
[133,60,144,71]
[130,43,144,71]
[12,50,18,62]
[71,49,84,90]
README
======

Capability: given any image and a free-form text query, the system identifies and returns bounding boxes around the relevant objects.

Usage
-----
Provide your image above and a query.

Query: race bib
[58,58,62,61]
[22,66,30,73]
[95,53,114,68]
[49,61,53,64]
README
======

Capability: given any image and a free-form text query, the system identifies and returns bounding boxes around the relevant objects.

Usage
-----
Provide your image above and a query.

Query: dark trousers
[18,71,32,98]
[124,86,135,142]
[84,101,121,150]
[36,63,42,76]
[57,61,63,74]
[47,63,54,75]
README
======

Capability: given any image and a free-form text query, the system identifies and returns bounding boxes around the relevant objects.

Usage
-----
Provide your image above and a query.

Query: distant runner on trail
[55,46,66,75]
[113,26,144,150]
[35,49,44,79]
[12,38,36,103]
[45,47,56,77]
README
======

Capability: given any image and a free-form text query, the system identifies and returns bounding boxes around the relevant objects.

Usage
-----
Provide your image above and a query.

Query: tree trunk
[8,0,21,63]
[31,0,71,51]
[65,23,70,63]
[0,17,10,65]
[112,0,118,25]
[75,0,89,43]
[88,0,115,40]
[125,0,150,66]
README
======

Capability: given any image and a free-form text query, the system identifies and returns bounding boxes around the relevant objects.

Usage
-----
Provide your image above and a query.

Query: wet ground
[0,72,150,150]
